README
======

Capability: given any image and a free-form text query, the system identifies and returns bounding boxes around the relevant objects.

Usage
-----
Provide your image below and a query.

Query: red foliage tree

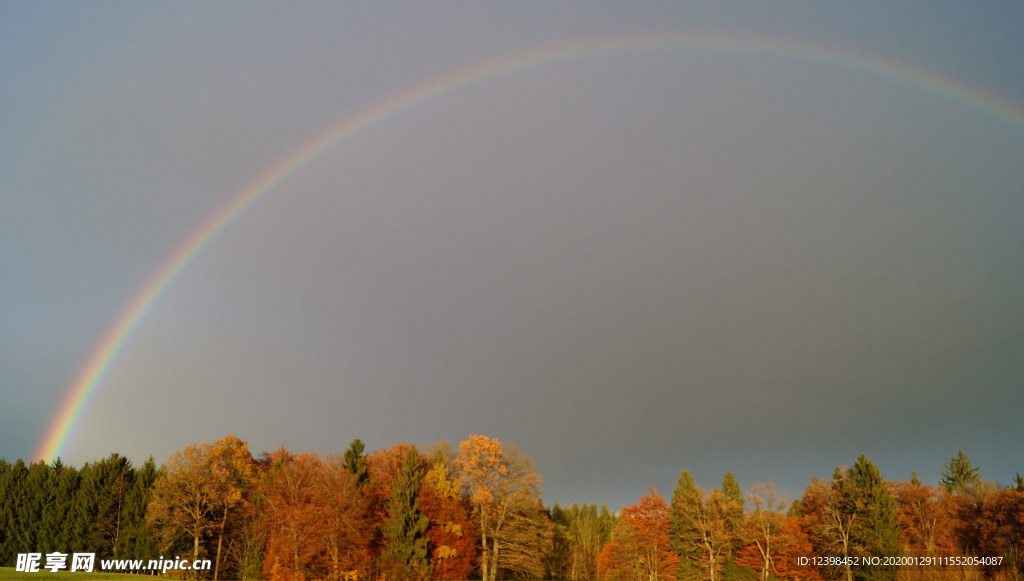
[418,462,478,580]
[598,488,677,581]
[259,451,370,581]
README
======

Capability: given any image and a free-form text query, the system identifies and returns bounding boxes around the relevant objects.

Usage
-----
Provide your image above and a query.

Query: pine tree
[845,455,900,581]
[344,438,369,488]
[940,450,980,494]
[669,470,705,581]
[40,459,80,551]
[17,461,51,555]
[85,454,134,557]
[380,446,431,581]
[720,472,744,513]
[910,470,921,487]
[0,460,9,562]
[118,457,160,566]
[0,459,27,563]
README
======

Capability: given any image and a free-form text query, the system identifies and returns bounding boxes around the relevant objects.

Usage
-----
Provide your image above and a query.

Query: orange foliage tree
[455,435,545,581]
[735,481,789,581]
[259,451,370,581]
[597,489,677,581]
[418,460,479,580]
[147,435,256,579]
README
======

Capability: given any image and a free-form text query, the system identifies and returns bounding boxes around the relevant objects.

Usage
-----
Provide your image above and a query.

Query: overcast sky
[3,2,1024,510]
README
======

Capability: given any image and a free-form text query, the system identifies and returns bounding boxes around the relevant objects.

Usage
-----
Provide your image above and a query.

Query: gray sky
[3,1,1024,510]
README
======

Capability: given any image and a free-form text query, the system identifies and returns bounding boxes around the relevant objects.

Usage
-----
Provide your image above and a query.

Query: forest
[0,435,1021,581]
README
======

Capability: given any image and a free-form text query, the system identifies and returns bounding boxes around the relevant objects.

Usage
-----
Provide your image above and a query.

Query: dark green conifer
[380,446,430,581]
[940,450,980,494]
[846,455,900,581]
[720,471,744,511]
[85,453,134,556]
[0,460,10,561]
[117,456,159,563]
[0,459,29,562]
[40,459,80,551]
[16,461,51,554]
[670,469,703,580]
[343,438,369,488]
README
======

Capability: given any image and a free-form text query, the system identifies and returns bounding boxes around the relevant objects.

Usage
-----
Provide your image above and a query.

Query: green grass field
[0,568,156,581]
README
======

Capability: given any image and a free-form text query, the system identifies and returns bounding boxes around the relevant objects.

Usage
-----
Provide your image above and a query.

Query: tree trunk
[193,532,201,580]
[214,508,227,581]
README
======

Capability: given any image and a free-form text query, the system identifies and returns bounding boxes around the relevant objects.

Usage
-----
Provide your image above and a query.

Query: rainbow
[35,33,1024,462]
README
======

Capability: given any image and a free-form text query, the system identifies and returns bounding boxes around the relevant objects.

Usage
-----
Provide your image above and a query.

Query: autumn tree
[794,472,857,581]
[419,460,478,580]
[455,435,545,581]
[260,450,324,581]
[769,517,823,581]
[148,435,256,578]
[314,457,372,581]
[951,481,1024,578]
[735,481,787,581]
[598,489,678,581]
[205,436,258,581]
[895,477,942,557]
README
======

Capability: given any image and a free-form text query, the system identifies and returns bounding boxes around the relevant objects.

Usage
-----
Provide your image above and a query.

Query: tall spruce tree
[845,455,900,581]
[118,457,160,565]
[0,460,10,562]
[380,445,430,581]
[84,454,134,556]
[40,459,80,551]
[717,472,745,570]
[343,439,369,488]
[940,450,980,495]
[669,470,703,581]
[17,461,51,555]
[0,460,30,562]
[720,472,744,512]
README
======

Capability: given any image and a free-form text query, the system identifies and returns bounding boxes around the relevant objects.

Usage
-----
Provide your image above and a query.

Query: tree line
[1,436,1022,581]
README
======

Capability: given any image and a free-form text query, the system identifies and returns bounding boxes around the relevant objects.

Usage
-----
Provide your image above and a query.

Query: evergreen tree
[84,454,134,556]
[0,460,8,561]
[598,503,616,544]
[845,455,900,581]
[669,470,704,581]
[544,503,572,580]
[15,461,51,555]
[343,438,369,488]
[69,461,101,553]
[717,472,745,574]
[0,459,24,563]
[118,457,160,565]
[720,472,744,512]
[940,450,980,494]
[910,470,921,487]
[380,445,430,581]
[40,459,80,551]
